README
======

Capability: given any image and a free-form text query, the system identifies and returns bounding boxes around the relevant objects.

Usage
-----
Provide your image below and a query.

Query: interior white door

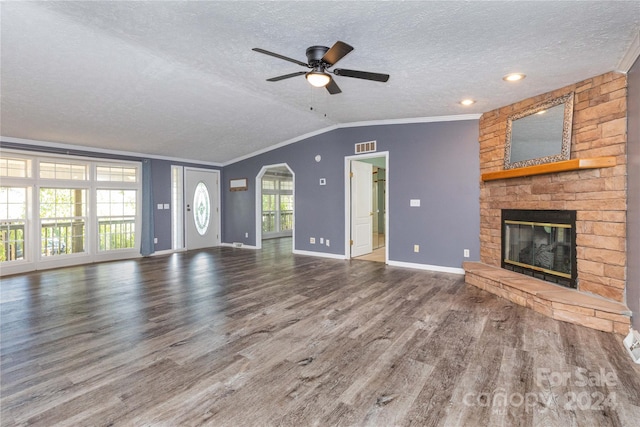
[351,160,373,257]
[185,169,219,250]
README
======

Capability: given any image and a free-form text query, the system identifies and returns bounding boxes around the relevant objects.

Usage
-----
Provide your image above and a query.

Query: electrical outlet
[310,237,316,244]
[320,237,324,244]
[326,239,330,247]
[464,249,470,258]
[154,237,158,244]
[245,232,249,238]
[414,244,419,253]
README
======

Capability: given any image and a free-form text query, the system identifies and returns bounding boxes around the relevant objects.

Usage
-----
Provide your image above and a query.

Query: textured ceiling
[1,1,638,165]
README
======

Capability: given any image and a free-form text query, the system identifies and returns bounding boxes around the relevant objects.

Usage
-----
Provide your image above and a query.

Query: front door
[351,160,373,257]
[185,168,219,250]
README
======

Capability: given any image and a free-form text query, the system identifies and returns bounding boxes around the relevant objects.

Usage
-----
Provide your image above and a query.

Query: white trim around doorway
[344,151,389,263]
[255,163,295,251]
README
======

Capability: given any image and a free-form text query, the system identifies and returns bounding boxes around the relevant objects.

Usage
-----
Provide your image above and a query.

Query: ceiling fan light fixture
[306,71,331,87]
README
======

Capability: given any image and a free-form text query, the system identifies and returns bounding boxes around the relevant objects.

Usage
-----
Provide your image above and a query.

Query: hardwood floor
[354,247,385,263]
[2,238,639,426]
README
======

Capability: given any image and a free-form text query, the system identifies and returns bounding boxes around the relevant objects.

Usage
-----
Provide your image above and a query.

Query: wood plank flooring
[1,238,639,426]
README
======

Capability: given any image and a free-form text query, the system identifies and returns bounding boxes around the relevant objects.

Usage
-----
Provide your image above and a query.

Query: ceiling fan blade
[266,71,307,82]
[252,48,309,67]
[325,77,341,95]
[333,68,390,82]
[321,41,353,66]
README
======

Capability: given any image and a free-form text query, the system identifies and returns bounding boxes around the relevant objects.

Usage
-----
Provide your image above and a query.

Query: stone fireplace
[464,71,631,334]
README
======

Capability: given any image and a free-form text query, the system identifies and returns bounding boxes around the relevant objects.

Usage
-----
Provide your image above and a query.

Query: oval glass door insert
[193,181,210,235]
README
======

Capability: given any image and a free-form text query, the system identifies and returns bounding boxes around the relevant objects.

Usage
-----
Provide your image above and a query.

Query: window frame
[0,149,142,275]
[261,173,293,237]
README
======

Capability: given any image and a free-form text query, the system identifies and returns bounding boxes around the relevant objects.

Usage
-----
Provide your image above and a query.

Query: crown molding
[616,29,640,73]
[0,136,223,167]
[223,114,481,166]
[2,113,481,168]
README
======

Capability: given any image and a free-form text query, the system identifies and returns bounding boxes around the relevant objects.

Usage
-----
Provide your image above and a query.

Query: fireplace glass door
[502,210,576,288]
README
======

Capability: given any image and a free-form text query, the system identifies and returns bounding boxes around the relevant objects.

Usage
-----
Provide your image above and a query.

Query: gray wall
[149,159,221,252]
[222,128,347,250]
[627,57,640,331]
[223,119,480,270]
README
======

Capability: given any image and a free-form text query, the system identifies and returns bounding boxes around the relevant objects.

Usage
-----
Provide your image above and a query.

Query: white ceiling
[1,1,638,165]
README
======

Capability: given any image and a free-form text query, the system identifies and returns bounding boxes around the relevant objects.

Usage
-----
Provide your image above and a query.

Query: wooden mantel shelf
[481,157,616,181]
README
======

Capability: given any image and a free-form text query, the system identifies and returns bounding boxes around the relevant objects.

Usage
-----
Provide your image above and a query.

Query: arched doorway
[255,163,295,250]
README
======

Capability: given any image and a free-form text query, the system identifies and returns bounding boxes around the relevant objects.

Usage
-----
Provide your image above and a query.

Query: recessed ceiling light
[460,99,475,106]
[503,73,526,82]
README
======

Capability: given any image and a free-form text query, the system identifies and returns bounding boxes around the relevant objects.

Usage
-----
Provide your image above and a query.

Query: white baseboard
[150,249,182,256]
[387,260,465,275]
[221,242,259,250]
[292,249,348,260]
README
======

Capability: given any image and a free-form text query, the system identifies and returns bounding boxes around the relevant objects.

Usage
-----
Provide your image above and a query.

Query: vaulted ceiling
[1,1,638,165]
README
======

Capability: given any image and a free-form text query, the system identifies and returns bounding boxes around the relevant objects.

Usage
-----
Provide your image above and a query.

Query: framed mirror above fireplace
[504,92,574,170]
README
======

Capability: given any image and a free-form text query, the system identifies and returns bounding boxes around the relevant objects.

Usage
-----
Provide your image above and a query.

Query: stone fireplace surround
[464,71,631,334]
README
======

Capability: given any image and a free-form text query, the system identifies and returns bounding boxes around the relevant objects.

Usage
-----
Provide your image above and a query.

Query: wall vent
[355,140,376,154]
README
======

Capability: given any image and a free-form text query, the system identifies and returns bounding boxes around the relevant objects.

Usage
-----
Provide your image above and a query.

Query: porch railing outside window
[98,218,135,250]
[261,175,293,236]
[0,222,25,261]
[262,210,293,233]
[1,185,27,262]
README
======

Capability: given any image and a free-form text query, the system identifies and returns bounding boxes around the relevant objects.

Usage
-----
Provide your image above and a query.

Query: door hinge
[350,239,353,246]
[350,172,354,178]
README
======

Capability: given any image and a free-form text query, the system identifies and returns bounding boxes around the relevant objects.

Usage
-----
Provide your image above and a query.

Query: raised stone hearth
[464,262,631,334]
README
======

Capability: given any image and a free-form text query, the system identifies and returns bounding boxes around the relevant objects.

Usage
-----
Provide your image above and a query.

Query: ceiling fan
[252,41,390,95]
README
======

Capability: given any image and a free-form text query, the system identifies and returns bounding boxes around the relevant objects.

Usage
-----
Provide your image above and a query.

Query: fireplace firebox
[501,209,577,288]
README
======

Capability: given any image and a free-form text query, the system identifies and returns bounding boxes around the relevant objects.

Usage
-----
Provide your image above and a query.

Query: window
[39,188,86,256]
[262,179,276,190]
[0,151,141,274]
[280,180,293,191]
[40,162,87,180]
[261,173,293,236]
[97,190,136,250]
[0,187,27,262]
[262,194,276,232]
[97,166,137,182]
[279,194,294,231]
[0,157,30,178]
[171,166,184,250]
[96,162,140,254]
